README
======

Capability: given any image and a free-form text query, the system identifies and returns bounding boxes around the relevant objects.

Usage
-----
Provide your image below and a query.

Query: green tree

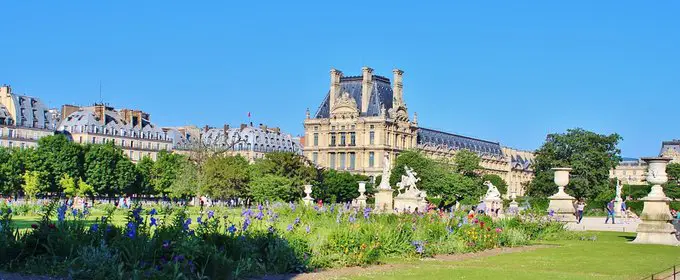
[77,178,95,198]
[168,159,199,199]
[453,150,481,178]
[22,171,45,200]
[84,142,120,197]
[202,155,250,199]
[136,156,155,195]
[526,128,622,200]
[34,135,84,192]
[481,174,508,196]
[667,163,680,183]
[60,173,77,197]
[315,170,370,203]
[0,147,28,195]
[250,152,319,187]
[152,151,185,195]
[248,174,295,203]
[115,159,139,195]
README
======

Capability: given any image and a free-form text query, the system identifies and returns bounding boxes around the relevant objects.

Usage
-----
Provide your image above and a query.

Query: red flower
[31,224,38,229]
[48,223,56,229]
[479,221,485,228]
[486,227,491,231]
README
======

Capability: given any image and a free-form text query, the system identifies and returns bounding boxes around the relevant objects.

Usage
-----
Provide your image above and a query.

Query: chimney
[204,125,209,132]
[329,68,343,113]
[240,123,247,130]
[61,104,81,120]
[361,67,373,113]
[393,69,404,107]
[94,104,106,124]
[223,124,230,131]
[0,85,10,97]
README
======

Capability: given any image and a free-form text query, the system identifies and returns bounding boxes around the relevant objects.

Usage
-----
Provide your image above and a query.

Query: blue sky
[1,1,678,157]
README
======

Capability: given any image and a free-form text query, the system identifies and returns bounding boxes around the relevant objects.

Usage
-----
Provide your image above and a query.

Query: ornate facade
[0,85,58,149]
[661,140,680,163]
[303,67,535,196]
[609,157,647,185]
[57,104,172,162]
[173,123,302,162]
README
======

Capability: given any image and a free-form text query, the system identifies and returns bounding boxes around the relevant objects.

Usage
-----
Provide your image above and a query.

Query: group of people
[574,199,639,224]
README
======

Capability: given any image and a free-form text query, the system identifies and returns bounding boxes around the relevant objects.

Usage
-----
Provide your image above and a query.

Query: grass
[341,231,680,280]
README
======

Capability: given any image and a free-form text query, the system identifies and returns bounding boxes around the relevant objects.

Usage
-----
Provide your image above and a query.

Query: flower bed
[0,202,569,279]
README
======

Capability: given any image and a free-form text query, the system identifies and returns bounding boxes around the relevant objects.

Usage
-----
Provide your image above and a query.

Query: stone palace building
[303,67,534,196]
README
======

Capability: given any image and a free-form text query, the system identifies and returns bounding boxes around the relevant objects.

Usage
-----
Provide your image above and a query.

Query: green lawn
[342,232,680,280]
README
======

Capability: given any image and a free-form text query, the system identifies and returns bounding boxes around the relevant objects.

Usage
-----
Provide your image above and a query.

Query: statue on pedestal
[378,154,392,190]
[394,165,427,213]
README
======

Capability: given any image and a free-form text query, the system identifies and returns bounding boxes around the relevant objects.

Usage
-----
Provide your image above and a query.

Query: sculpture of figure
[483,181,501,199]
[378,154,392,190]
[397,166,421,195]
[615,179,622,201]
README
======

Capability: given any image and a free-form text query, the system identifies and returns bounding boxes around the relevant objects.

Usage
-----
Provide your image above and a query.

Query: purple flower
[71,209,78,217]
[150,217,157,227]
[363,207,372,219]
[197,216,202,224]
[258,204,263,211]
[162,240,170,248]
[207,210,214,219]
[126,222,137,239]
[255,211,264,220]
[268,226,275,233]
[173,255,185,262]
[286,224,293,231]
[412,241,425,254]
[294,217,300,225]
[305,225,311,233]
[90,223,99,232]
[349,215,356,223]
[183,218,191,230]
[336,213,341,223]
[149,208,157,216]
[330,205,335,213]
[242,217,251,231]
[289,202,296,211]
[227,224,237,234]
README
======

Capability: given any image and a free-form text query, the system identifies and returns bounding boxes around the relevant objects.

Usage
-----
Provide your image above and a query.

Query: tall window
[349,153,355,170]
[330,133,336,147]
[369,131,375,145]
[329,153,336,169]
[340,132,346,146]
[313,133,319,146]
[312,152,318,164]
[350,132,356,146]
[368,152,374,167]
[339,152,346,170]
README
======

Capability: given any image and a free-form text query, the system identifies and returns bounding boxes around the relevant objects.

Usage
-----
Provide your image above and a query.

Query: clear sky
[2,1,678,157]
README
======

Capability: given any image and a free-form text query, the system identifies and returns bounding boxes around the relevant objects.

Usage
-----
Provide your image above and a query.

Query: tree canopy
[526,128,622,199]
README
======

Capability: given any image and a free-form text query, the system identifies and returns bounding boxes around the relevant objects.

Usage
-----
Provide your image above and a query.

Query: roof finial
[305,108,310,119]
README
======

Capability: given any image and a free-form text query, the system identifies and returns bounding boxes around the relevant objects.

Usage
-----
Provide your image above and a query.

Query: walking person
[605,199,616,224]
[576,200,586,224]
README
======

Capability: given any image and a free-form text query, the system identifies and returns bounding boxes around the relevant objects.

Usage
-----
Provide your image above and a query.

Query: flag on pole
[248,112,251,118]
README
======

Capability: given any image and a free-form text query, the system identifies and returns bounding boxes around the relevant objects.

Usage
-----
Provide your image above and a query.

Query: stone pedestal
[394,195,427,213]
[375,189,394,213]
[614,198,623,218]
[548,168,576,223]
[632,157,679,246]
[302,185,314,206]
[484,197,503,214]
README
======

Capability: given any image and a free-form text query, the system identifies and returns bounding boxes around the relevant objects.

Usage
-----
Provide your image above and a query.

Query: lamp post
[547,168,576,223]
[632,157,679,245]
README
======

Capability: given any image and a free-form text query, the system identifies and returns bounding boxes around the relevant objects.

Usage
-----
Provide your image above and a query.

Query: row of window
[0,128,44,140]
[311,152,376,169]
[80,136,170,151]
[63,125,170,141]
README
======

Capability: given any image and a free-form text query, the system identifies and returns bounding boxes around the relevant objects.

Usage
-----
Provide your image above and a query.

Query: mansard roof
[510,154,533,171]
[199,125,302,154]
[661,140,680,156]
[58,106,166,139]
[417,127,503,157]
[314,75,393,118]
[2,92,57,129]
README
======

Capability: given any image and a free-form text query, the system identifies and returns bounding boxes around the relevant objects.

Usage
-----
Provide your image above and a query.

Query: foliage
[167,159,199,199]
[135,156,155,195]
[202,155,250,199]
[391,150,483,206]
[527,128,622,200]
[667,163,680,183]
[0,147,28,195]
[453,150,481,178]
[250,152,319,187]
[151,151,186,195]
[315,170,370,203]
[59,174,77,197]
[0,202,569,279]
[481,174,508,196]
[248,174,295,203]
[22,171,45,200]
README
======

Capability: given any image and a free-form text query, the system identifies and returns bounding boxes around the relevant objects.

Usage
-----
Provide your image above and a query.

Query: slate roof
[510,154,533,171]
[58,106,167,140]
[3,93,57,129]
[661,140,680,156]
[198,125,302,154]
[314,75,393,118]
[416,127,503,158]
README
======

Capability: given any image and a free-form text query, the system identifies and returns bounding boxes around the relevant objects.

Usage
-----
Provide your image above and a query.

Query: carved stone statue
[378,154,392,190]
[397,166,421,195]
[615,179,622,201]
[394,165,427,213]
[483,181,501,200]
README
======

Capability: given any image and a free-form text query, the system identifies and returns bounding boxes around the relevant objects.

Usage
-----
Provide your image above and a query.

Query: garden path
[566,217,640,232]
